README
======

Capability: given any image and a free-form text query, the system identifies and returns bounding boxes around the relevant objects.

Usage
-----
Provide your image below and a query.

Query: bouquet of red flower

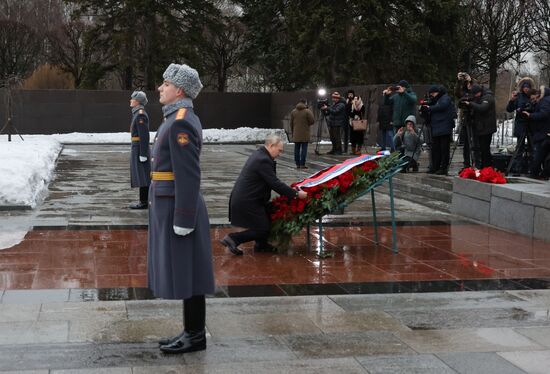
[458,166,506,184]
[268,153,402,248]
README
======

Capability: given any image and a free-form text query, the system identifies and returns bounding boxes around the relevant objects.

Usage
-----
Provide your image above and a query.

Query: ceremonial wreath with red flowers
[458,166,506,184]
[268,153,402,248]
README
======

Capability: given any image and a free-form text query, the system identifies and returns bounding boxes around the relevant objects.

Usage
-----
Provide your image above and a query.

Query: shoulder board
[139,109,145,114]
[176,108,187,120]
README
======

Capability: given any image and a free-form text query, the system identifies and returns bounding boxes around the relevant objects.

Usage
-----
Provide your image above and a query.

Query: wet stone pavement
[1,144,550,372]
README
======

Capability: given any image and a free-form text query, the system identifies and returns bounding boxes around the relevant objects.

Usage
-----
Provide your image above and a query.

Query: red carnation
[361,161,378,172]
[323,179,340,189]
[459,167,477,180]
[338,171,355,193]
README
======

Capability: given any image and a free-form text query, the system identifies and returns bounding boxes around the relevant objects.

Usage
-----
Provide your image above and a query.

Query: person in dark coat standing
[462,84,497,168]
[506,77,536,175]
[290,99,315,169]
[129,91,151,209]
[148,63,215,354]
[321,92,347,155]
[221,134,308,255]
[423,85,456,175]
[377,99,394,151]
[521,86,550,178]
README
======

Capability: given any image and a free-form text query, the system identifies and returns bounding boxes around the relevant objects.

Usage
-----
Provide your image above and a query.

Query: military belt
[151,171,175,181]
[131,137,140,141]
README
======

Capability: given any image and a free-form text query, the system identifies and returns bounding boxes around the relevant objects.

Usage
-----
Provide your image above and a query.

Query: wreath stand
[306,161,406,257]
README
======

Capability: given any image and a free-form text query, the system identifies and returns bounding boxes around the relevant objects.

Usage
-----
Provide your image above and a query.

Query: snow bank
[0,138,61,207]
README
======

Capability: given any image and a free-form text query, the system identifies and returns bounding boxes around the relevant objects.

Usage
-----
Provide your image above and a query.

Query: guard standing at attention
[147,63,215,354]
[129,90,151,209]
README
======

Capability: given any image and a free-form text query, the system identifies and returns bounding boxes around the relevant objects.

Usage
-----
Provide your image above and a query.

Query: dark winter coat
[383,88,417,128]
[229,146,297,231]
[506,77,536,137]
[377,102,393,131]
[147,103,215,300]
[290,102,315,142]
[469,87,497,136]
[326,98,347,127]
[428,89,456,137]
[529,87,550,143]
[130,108,151,188]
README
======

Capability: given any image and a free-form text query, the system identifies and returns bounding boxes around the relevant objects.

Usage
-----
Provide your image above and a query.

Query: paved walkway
[2,144,550,373]
[1,291,550,372]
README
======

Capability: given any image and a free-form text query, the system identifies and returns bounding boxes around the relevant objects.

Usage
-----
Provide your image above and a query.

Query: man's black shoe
[254,242,276,253]
[326,151,335,155]
[220,235,243,256]
[435,169,448,176]
[129,201,148,209]
[160,330,206,354]
[158,331,184,346]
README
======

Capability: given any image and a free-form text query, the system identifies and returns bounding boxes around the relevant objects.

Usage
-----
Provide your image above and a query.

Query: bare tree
[531,0,550,85]
[0,20,43,81]
[465,0,534,91]
[48,20,115,88]
[201,15,246,92]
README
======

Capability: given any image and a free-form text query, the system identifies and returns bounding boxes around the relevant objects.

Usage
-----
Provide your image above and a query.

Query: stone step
[393,172,453,191]
[377,179,452,212]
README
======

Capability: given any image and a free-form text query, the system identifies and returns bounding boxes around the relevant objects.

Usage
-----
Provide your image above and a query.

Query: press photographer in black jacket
[459,85,496,168]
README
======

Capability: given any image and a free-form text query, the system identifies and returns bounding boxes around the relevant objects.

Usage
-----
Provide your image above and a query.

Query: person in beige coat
[290,99,315,168]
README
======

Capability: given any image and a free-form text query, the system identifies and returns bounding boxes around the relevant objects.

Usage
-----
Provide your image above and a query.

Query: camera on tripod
[418,94,434,118]
[316,98,329,110]
[457,93,474,110]
[517,102,535,118]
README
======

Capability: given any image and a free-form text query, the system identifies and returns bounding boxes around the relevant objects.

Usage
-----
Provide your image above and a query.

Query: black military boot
[160,296,206,354]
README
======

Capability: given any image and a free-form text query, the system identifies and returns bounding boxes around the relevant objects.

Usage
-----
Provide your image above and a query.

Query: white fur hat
[162,63,203,99]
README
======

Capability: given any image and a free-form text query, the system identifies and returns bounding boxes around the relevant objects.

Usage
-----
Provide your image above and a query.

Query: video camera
[517,101,535,118]
[457,93,476,110]
[418,94,434,119]
[316,97,329,110]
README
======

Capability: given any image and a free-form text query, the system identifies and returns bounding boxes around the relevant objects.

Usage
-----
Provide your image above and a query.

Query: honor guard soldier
[148,63,215,354]
[129,91,151,209]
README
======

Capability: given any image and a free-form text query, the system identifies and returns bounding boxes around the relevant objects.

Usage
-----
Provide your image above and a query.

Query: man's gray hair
[265,134,283,146]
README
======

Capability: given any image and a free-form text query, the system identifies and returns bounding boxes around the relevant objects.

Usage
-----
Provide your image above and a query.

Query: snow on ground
[0,127,288,209]
[14,127,289,144]
[0,138,61,208]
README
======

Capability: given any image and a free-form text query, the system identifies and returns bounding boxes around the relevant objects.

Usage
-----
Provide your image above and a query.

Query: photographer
[393,115,420,172]
[344,89,355,154]
[460,84,497,168]
[383,80,417,131]
[455,72,476,169]
[522,87,550,178]
[422,85,456,175]
[377,99,394,151]
[506,77,535,175]
[321,91,347,155]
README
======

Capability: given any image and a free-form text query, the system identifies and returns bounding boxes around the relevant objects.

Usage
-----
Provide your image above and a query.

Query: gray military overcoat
[147,103,215,300]
[130,108,151,187]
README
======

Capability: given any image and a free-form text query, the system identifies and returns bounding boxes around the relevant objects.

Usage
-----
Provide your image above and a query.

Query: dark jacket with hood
[290,102,315,142]
[506,77,536,137]
[326,98,347,127]
[529,86,550,143]
[469,87,497,136]
[383,87,417,128]
[428,86,456,137]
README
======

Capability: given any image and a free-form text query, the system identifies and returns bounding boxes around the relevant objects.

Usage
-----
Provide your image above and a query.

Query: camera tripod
[449,112,477,170]
[0,117,24,142]
[505,126,533,176]
[314,110,329,155]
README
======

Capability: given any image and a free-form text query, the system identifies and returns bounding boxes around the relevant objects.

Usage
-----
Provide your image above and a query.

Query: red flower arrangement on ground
[268,153,402,248]
[458,167,506,184]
